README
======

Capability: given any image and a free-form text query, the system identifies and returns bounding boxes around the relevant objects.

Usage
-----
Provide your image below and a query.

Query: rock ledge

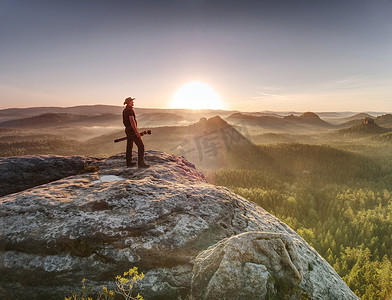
[0,151,357,299]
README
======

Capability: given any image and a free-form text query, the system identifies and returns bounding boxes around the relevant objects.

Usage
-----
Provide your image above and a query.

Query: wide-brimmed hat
[124,97,135,105]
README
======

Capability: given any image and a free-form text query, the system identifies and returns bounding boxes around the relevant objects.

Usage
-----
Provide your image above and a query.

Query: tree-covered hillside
[213,143,392,299]
[338,121,391,136]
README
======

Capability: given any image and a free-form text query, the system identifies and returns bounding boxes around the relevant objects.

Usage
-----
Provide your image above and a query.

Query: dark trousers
[126,134,145,166]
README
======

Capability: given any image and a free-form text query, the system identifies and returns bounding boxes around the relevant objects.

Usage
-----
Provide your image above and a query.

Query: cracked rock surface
[0,151,357,299]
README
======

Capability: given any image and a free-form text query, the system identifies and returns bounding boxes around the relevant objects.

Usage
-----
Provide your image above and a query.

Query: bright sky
[1,0,391,112]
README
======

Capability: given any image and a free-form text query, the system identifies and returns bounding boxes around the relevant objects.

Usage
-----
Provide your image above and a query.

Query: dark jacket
[123,106,137,136]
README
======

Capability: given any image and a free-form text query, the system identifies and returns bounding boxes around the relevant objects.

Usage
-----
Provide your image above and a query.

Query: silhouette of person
[122,97,150,168]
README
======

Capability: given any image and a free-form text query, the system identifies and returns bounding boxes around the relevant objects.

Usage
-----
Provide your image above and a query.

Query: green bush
[65,267,144,300]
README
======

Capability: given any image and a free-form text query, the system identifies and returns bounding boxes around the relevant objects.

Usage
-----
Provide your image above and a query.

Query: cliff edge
[0,151,358,299]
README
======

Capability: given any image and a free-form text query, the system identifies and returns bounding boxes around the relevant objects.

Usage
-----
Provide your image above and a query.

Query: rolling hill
[226,111,333,133]
[0,113,83,128]
[336,113,375,129]
[342,113,374,122]
[0,105,122,121]
[375,114,392,127]
[0,112,124,129]
[337,120,391,136]
[283,112,332,127]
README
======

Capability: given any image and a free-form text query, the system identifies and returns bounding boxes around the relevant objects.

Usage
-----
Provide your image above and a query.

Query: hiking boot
[138,162,150,168]
[127,162,137,167]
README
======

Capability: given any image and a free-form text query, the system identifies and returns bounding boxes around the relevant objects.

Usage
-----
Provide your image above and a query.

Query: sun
[170,81,225,110]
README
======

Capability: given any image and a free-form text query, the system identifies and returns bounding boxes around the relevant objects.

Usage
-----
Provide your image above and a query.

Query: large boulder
[0,151,358,299]
[191,232,303,299]
[0,155,102,196]
[191,231,352,299]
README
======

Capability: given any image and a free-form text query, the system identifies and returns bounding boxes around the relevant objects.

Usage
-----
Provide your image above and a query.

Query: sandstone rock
[0,155,102,196]
[191,232,303,299]
[192,232,310,299]
[0,151,358,299]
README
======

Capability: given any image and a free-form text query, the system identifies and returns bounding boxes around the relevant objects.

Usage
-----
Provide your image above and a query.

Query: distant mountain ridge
[1,105,391,139]
[0,113,121,129]
[283,112,331,126]
[0,113,82,128]
[0,105,241,126]
[0,110,192,130]
[337,119,392,136]
[0,105,123,118]
[342,113,374,122]
[375,114,392,127]
[337,113,392,129]
[226,111,333,133]
[1,105,389,119]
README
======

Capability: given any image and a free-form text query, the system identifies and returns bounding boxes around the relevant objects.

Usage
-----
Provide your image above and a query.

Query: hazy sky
[1,0,391,111]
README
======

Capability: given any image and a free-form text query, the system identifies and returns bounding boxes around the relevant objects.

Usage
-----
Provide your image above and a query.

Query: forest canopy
[214,143,392,299]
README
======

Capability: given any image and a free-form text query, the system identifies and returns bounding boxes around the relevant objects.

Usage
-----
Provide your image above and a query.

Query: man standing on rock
[123,97,150,168]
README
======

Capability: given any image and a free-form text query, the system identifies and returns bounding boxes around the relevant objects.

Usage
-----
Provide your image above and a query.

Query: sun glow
[170,81,225,110]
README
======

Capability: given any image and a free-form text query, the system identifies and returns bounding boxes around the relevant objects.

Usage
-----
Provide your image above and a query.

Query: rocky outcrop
[0,151,358,299]
[191,232,303,299]
[284,112,331,127]
[191,231,354,299]
[0,155,102,196]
